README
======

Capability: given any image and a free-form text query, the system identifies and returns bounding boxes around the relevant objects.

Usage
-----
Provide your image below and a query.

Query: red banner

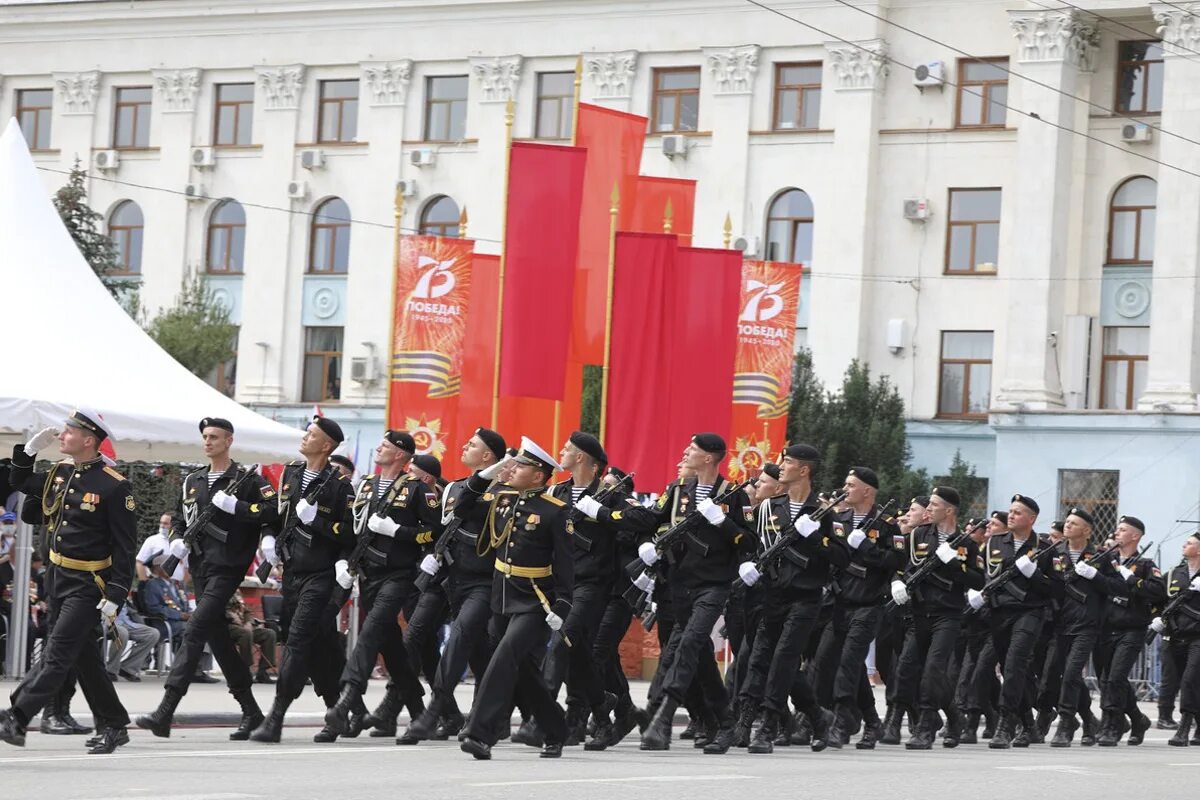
[500,142,588,399]
[629,176,696,245]
[728,260,803,481]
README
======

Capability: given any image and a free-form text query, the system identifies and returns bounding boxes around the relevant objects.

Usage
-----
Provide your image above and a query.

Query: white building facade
[2,0,1199,550]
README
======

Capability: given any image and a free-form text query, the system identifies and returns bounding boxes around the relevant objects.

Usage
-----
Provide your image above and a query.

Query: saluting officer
[137,417,281,741]
[0,411,135,754]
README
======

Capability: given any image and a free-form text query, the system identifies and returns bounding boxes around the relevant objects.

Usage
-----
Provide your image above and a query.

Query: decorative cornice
[1154,2,1200,57]
[153,68,201,113]
[824,40,888,91]
[584,50,638,99]
[53,71,100,115]
[705,45,760,95]
[470,55,523,103]
[256,65,305,110]
[361,60,412,106]
[1008,9,1099,70]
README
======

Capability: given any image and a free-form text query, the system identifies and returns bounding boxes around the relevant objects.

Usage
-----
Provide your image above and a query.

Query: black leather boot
[433,696,466,741]
[38,694,72,735]
[460,735,492,760]
[229,688,264,741]
[1169,713,1193,747]
[58,694,93,734]
[747,710,777,754]
[810,707,835,753]
[249,697,291,743]
[702,707,736,754]
[511,717,545,747]
[135,687,183,738]
[639,696,677,751]
[363,685,402,737]
[1157,710,1179,730]
[584,693,618,751]
[827,704,852,750]
[988,711,1015,749]
[1079,707,1099,746]
[791,712,813,746]
[879,705,903,745]
[856,718,881,750]
[961,711,980,745]
[905,711,936,750]
[692,711,717,749]
[1127,710,1152,746]
[1035,708,1054,740]
[1050,712,1078,747]
[943,707,963,748]
[324,684,360,737]
[86,726,128,755]
[402,694,445,743]
[679,715,699,740]
[981,709,998,739]
[732,701,757,748]
[774,710,795,746]
[607,705,648,747]
[0,708,27,747]
[564,705,587,747]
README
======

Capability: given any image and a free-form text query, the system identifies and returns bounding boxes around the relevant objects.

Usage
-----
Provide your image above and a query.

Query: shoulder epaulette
[542,493,567,508]
[103,466,127,481]
[288,459,304,467]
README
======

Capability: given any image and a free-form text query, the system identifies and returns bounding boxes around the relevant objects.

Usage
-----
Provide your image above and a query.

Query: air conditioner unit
[661,135,689,159]
[191,146,216,169]
[903,198,931,221]
[1121,121,1152,144]
[300,148,326,170]
[184,183,207,202]
[410,148,436,167]
[287,180,309,200]
[95,150,120,171]
[913,61,945,89]
[350,356,378,383]
[397,178,417,198]
[732,235,760,257]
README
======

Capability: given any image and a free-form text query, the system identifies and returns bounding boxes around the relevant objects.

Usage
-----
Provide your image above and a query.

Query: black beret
[847,466,878,490]
[1190,531,1200,544]
[606,466,634,493]
[569,431,608,464]
[474,427,506,461]
[783,443,820,462]
[1011,493,1040,514]
[762,463,782,481]
[932,486,960,508]
[385,429,416,453]
[1050,519,1064,533]
[312,416,344,444]
[1066,506,1095,527]
[692,433,726,457]
[412,454,442,480]
[329,454,354,472]
[912,495,930,508]
[990,510,1008,526]
[199,417,234,434]
[1118,515,1145,533]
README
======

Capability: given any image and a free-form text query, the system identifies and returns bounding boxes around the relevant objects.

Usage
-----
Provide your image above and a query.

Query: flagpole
[599,182,620,441]
[723,212,733,249]
[384,185,404,430]
[663,198,674,235]
[459,206,469,239]
[490,98,516,429]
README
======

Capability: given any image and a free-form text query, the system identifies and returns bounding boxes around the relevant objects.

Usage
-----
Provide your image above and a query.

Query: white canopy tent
[0,118,302,463]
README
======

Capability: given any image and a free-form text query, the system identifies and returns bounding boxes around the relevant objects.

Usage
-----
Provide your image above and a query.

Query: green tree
[144,273,238,378]
[934,449,988,521]
[53,160,125,298]
[122,462,185,550]
[580,365,602,436]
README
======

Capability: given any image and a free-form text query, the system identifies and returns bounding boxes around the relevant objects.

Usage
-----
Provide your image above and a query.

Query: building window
[308,198,351,274]
[1058,469,1120,542]
[113,86,152,149]
[419,196,461,238]
[535,72,575,140]
[16,88,53,150]
[946,188,1001,274]
[1100,327,1149,410]
[651,67,700,133]
[1107,176,1156,265]
[213,83,254,146]
[1116,41,1164,115]
[938,331,993,419]
[206,328,239,398]
[764,189,814,264]
[772,63,822,131]
[317,79,359,143]
[108,200,144,275]
[206,199,246,274]
[956,58,1008,128]
[302,326,343,403]
[424,76,468,141]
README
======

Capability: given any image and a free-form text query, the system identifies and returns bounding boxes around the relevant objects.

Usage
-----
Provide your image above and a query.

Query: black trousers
[1166,636,1200,717]
[1095,628,1142,716]
[1159,637,1181,715]
[1053,630,1098,715]
[834,605,882,708]
[898,609,962,713]
[592,595,635,713]
[341,570,422,696]
[11,590,128,729]
[165,566,251,696]
[657,585,729,713]
[544,579,610,713]
[989,606,1046,715]
[963,631,999,715]
[432,581,492,701]
[741,590,821,716]
[464,611,566,746]
[404,584,448,684]
[880,610,910,705]
[277,570,344,705]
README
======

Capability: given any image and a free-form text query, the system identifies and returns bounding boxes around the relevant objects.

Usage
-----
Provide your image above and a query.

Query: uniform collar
[74,456,104,472]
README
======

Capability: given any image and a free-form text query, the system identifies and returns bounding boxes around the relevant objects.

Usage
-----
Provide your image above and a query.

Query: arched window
[1107,177,1156,265]
[206,199,246,274]
[764,189,814,264]
[309,197,351,274]
[419,195,461,238]
[108,200,144,275]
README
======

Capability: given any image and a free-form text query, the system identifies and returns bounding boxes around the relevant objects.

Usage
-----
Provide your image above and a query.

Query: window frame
[772,62,822,132]
[945,187,1002,275]
[205,200,246,274]
[954,57,1009,129]
[419,195,462,238]
[1106,177,1156,266]
[936,330,993,420]
[1115,39,1164,116]
[764,188,815,264]
[1099,326,1149,410]
[1058,468,1120,544]
[301,326,343,403]
[423,75,469,143]
[650,66,701,134]
[16,88,54,150]
[534,71,575,140]
[212,83,255,147]
[108,200,144,276]
[316,79,359,144]
[112,86,153,150]
[307,198,351,274]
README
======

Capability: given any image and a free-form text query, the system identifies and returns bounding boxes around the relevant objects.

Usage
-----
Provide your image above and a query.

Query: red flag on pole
[629,175,696,245]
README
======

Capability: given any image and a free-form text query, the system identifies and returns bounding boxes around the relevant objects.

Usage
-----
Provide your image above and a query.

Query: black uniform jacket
[277,461,354,575]
[173,462,280,572]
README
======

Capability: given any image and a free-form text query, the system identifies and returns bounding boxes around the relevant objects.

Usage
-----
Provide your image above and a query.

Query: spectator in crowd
[142,556,191,644]
[137,513,186,583]
[226,590,276,684]
[106,602,161,683]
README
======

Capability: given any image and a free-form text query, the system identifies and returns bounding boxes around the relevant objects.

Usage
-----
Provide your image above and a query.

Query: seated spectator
[142,556,191,644]
[106,602,160,682]
[226,590,277,683]
[136,513,186,583]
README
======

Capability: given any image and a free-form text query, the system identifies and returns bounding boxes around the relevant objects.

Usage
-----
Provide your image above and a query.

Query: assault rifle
[330,477,410,607]
[255,468,340,584]
[1146,556,1193,645]
[162,464,260,577]
[731,489,852,589]
[963,535,1064,615]
[885,516,988,613]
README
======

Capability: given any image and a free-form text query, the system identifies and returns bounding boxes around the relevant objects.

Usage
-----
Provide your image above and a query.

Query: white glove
[211,490,237,514]
[545,612,564,632]
[968,589,985,611]
[574,495,603,520]
[847,529,867,550]
[638,542,660,566]
[633,572,655,593]
[1190,576,1200,592]
[169,538,189,559]
[420,554,441,576]
[1150,617,1166,633]
[697,498,726,525]
[890,580,909,606]
[24,426,58,456]
[1074,561,1097,580]
[96,599,118,623]
[334,559,353,589]
[936,542,957,564]
[1117,565,1134,580]
[368,513,400,538]
[295,498,318,524]
[261,535,278,565]
[1015,554,1036,579]
[479,455,514,481]
[795,514,820,538]
[739,561,761,587]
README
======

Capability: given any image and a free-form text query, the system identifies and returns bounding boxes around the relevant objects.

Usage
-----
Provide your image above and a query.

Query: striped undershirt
[301,468,320,493]
[207,471,221,487]
[695,484,713,502]
[788,500,804,520]
[852,513,867,529]
[571,486,586,504]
